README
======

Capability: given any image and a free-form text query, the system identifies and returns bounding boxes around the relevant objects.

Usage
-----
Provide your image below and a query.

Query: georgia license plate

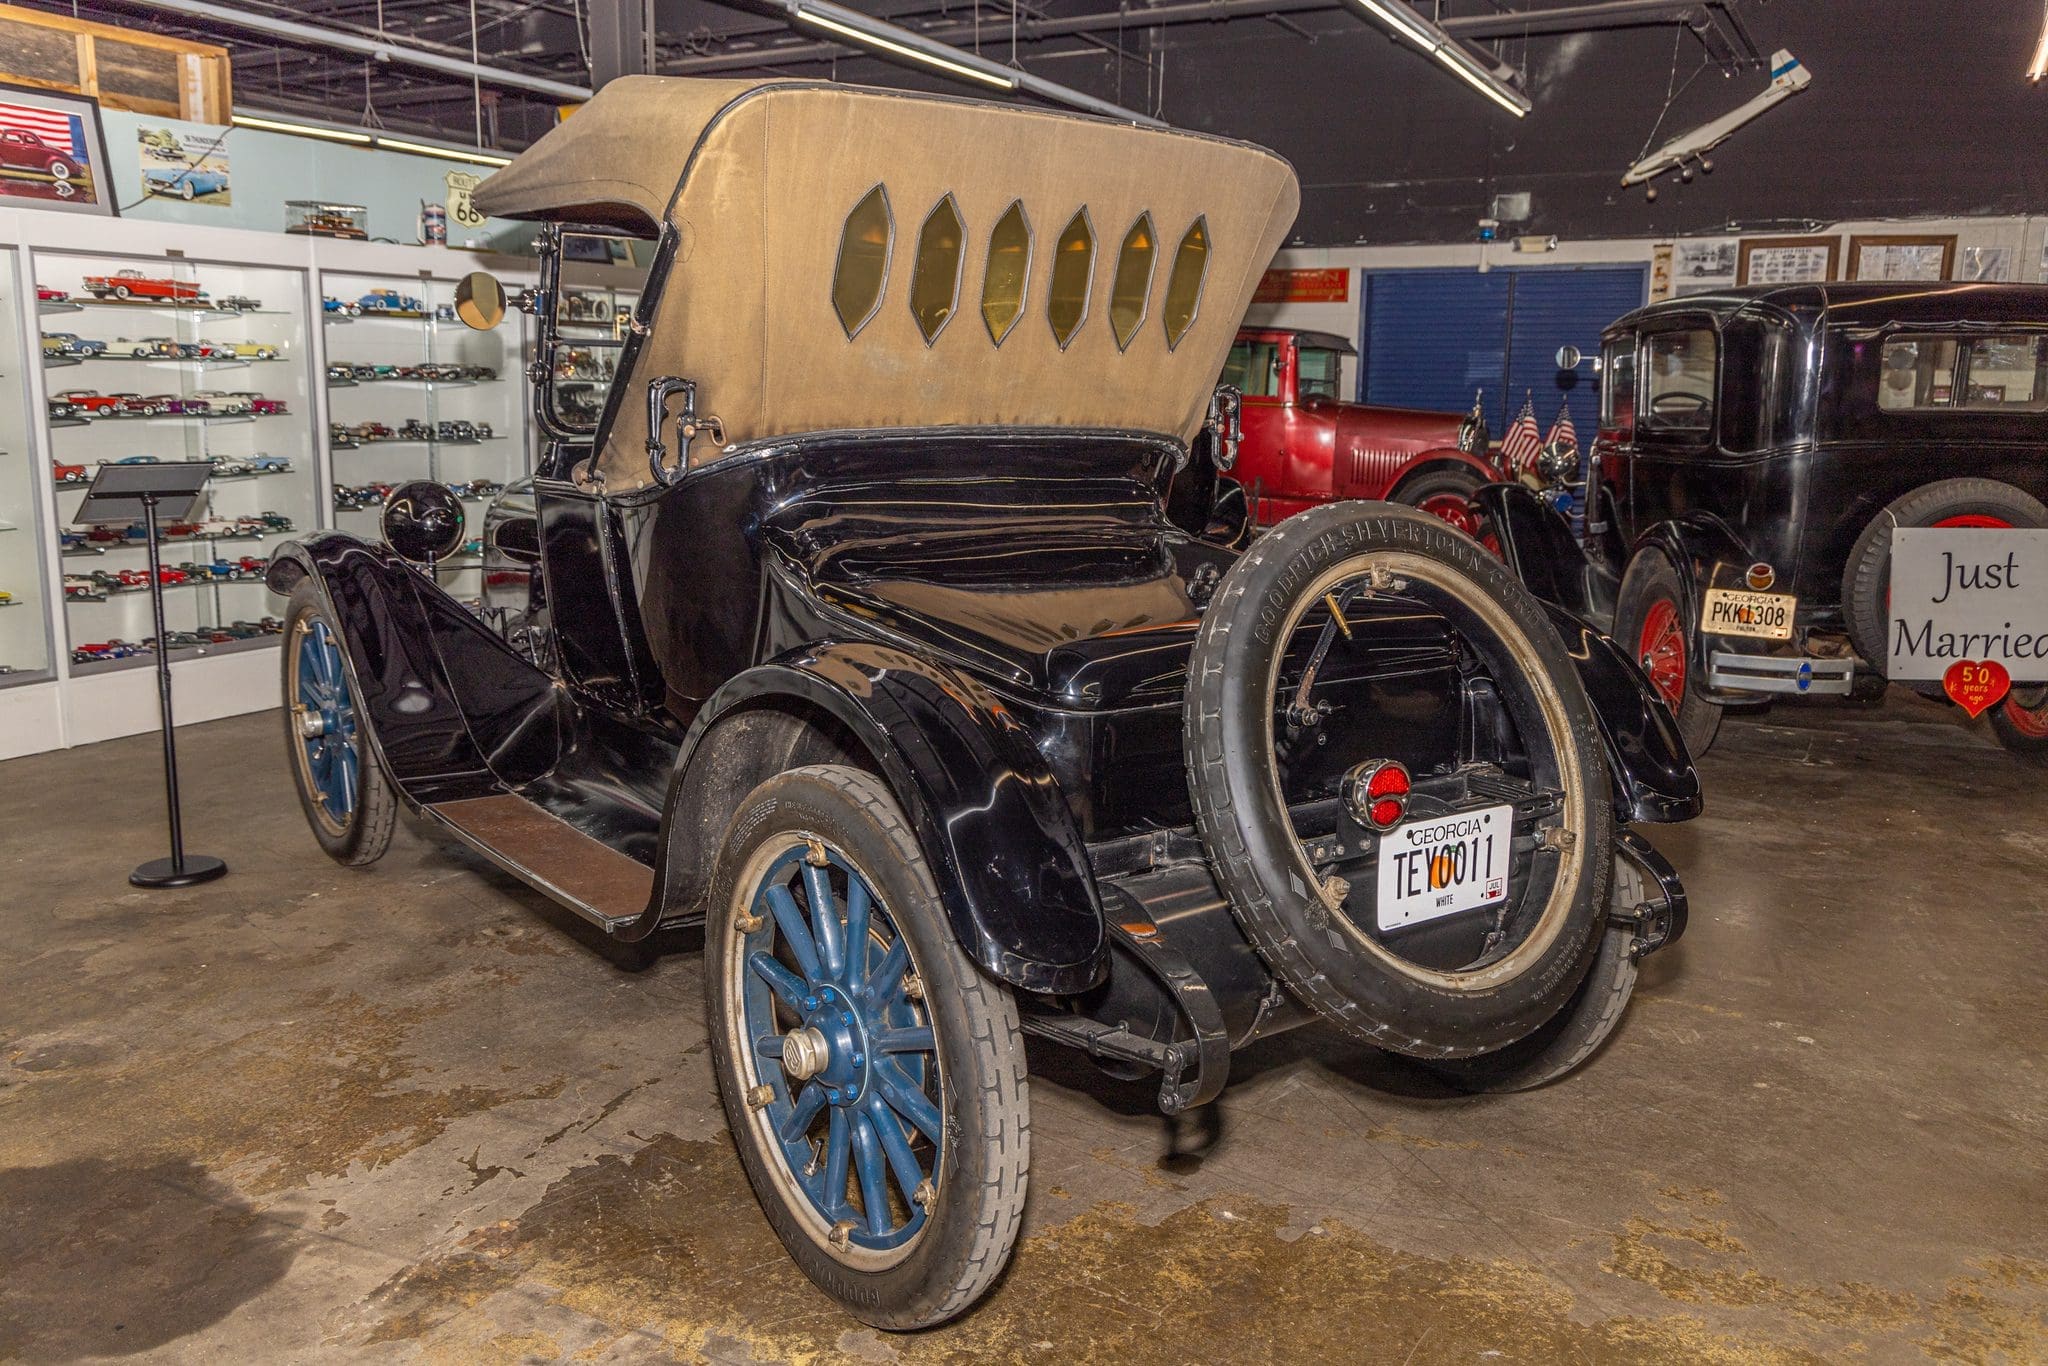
[1375,804,1512,931]
[1701,587,1796,641]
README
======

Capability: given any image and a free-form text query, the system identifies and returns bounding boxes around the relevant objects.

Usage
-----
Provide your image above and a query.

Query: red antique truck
[1223,327,1500,530]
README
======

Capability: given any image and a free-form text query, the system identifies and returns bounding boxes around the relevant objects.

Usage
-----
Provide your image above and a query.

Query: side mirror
[381,481,466,563]
[1555,344,1582,370]
[453,271,506,330]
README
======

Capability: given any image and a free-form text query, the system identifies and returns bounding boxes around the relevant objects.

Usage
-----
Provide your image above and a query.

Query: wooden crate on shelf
[0,4,229,122]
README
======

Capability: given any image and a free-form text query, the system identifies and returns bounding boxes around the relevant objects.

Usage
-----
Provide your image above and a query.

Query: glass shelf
[38,250,314,664]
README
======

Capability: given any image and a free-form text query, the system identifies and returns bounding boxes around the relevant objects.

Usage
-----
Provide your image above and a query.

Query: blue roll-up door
[1359,268,1510,420]
[1503,267,1649,442]
[1360,265,1647,435]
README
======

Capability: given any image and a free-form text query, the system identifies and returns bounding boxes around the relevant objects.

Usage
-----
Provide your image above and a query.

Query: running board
[427,793,654,932]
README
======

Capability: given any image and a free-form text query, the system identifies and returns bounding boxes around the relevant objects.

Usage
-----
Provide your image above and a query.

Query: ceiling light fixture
[780,0,1164,125]
[793,5,1018,90]
[1344,0,1531,118]
[231,113,373,144]
[375,136,513,166]
[2030,0,2048,80]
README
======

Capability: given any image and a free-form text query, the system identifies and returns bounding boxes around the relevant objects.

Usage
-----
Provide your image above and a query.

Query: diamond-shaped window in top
[909,194,966,344]
[832,184,892,339]
[1047,208,1095,350]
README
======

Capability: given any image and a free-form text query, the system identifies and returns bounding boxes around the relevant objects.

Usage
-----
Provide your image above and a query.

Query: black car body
[265,76,1699,1329]
[1485,282,2048,756]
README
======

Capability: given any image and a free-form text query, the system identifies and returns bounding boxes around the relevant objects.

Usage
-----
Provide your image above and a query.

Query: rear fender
[1539,602,1703,824]
[649,641,1107,993]
[1474,482,1618,626]
[266,533,560,804]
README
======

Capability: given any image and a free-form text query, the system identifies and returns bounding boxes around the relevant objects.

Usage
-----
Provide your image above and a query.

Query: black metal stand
[129,493,226,889]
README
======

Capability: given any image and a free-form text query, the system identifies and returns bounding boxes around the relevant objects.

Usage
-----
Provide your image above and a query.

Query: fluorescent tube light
[795,8,1019,90]
[231,113,372,144]
[375,136,513,166]
[2031,0,2048,80]
[1344,0,1530,118]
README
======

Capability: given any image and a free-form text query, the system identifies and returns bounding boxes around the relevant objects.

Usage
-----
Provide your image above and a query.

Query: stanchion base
[130,855,228,888]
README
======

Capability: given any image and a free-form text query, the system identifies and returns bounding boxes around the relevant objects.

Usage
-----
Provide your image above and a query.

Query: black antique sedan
[266,76,1698,1329]
[1487,282,2048,761]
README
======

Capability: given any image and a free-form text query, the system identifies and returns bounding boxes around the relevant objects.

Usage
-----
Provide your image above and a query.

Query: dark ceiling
[37,0,2048,244]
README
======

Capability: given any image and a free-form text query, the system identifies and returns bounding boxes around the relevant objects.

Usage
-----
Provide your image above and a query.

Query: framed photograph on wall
[0,80,118,217]
[1849,233,1957,282]
[1739,236,1838,286]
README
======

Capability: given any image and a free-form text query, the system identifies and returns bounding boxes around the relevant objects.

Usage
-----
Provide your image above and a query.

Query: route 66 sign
[446,171,486,230]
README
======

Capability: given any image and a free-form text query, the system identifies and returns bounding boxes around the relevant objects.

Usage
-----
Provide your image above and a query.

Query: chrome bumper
[1707,650,1855,696]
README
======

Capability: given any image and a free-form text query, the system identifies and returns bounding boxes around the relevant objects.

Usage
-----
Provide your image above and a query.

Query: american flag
[1499,393,1543,475]
[1543,399,1578,457]
[0,102,79,157]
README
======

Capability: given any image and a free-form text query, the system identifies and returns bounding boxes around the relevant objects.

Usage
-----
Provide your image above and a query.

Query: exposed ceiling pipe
[669,0,1752,75]
[130,0,594,101]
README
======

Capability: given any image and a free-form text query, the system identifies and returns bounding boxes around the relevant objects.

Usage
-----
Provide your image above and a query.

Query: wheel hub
[802,982,872,1103]
[780,1025,830,1080]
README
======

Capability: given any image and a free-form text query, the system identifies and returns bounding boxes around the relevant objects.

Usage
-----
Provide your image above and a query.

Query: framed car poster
[1738,235,1838,285]
[138,122,232,206]
[0,80,117,217]
[1849,233,1956,282]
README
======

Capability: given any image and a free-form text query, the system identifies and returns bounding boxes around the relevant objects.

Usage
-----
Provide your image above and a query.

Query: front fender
[659,641,1108,994]
[266,532,559,804]
[1540,603,1703,824]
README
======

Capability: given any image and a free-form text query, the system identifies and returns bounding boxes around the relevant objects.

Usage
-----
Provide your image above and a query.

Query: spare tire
[1184,502,1615,1058]
[1842,479,2048,669]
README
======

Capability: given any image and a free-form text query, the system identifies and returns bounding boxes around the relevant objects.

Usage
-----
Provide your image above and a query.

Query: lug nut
[828,1220,855,1251]
[913,1179,936,1210]
[746,1084,775,1110]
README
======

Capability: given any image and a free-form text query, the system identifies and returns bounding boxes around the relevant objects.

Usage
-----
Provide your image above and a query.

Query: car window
[1221,341,1281,398]
[1962,336,2048,411]
[1297,347,1343,400]
[1640,327,1715,434]
[1877,337,1961,409]
[1602,338,1636,435]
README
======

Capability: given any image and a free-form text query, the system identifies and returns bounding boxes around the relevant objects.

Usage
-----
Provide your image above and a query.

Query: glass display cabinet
[551,248,643,437]
[34,252,315,676]
[320,268,529,604]
[0,250,53,686]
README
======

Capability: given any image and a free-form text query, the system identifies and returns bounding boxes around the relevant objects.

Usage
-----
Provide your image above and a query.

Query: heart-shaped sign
[1944,659,2012,718]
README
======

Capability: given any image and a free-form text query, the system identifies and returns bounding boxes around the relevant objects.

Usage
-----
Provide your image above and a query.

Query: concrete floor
[1,693,2044,1364]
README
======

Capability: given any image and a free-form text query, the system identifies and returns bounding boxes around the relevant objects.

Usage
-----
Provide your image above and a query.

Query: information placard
[1888,528,2048,682]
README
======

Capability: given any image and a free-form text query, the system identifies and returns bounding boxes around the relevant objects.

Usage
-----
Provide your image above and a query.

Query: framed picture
[0,80,117,217]
[1849,233,1957,282]
[1739,235,1838,286]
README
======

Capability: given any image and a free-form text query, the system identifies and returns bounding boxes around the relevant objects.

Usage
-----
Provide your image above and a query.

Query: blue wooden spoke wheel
[281,582,396,865]
[710,765,1028,1330]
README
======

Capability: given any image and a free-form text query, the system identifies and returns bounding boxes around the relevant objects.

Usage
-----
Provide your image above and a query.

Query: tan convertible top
[474,77,1300,491]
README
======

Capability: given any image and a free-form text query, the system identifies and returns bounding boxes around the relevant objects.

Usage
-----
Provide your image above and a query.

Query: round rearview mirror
[381,480,466,563]
[454,271,506,330]
[1555,344,1583,370]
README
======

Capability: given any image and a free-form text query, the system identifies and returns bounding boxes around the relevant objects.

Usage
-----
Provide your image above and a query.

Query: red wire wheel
[1636,598,1687,710]
[1416,491,1479,535]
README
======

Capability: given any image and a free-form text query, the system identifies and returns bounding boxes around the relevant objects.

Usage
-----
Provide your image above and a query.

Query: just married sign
[1889,529,2048,708]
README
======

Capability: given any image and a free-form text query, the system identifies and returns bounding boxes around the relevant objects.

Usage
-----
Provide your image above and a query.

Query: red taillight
[1347,760,1411,832]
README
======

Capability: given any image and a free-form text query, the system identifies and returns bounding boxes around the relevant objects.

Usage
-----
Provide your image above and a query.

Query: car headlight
[1458,415,1487,455]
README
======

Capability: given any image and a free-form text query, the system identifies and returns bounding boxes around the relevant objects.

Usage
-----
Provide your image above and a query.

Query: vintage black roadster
[268,77,1698,1328]
[1495,283,2048,761]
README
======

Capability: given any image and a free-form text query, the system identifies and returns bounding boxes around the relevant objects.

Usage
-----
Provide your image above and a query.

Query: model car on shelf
[239,512,294,534]
[451,478,503,499]
[58,530,94,553]
[0,589,11,605]
[439,419,493,441]
[61,575,106,600]
[357,288,424,314]
[338,421,393,443]
[0,128,82,180]
[397,418,430,441]
[207,456,253,477]
[83,269,203,302]
[246,454,292,474]
[267,80,1701,1330]
[117,336,185,358]
[47,398,80,421]
[55,389,126,415]
[141,393,208,415]
[36,284,69,303]
[178,555,267,581]
[142,164,230,200]
[1490,282,2048,763]
[222,340,282,360]
[41,332,105,357]
[322,296,361,316]
[70,640,146,664]
[211,294,263,313]
[225,617,284,638]
[191,389,250,414]
[51,461,86,483]
[147,630,211,650]
[1223,327,1502,531]
[238,394,288,415]
[112,455,161,465]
